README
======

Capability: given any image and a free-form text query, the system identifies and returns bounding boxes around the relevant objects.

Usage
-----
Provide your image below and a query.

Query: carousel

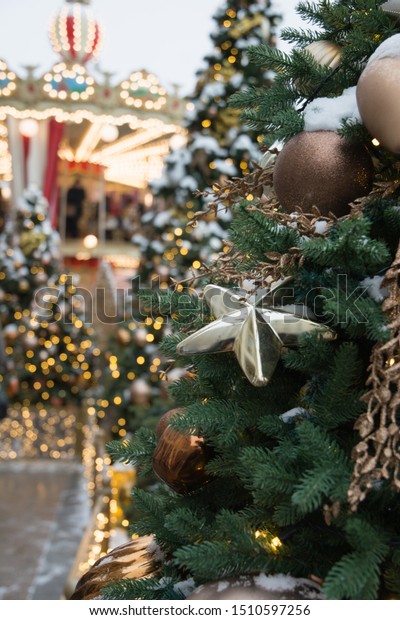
[0,0,186,252]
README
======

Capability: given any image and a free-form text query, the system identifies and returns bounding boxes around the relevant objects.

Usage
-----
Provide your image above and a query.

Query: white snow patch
[209,237,223,251]
[229,73,243,89]
[216,580,231,592]
[233,134,256,152]
[191,135,226,156]
[213,158,237,176]
[361,275,388,303]
[181,175,198,192]
[304,86,361,132]
[313,220,329,234]
[201,82,225,99]
[131,234,148,249]
[153,211,173,229]
[148,540,165,562]
[150,240,166,254]
[367,33,400,64]
[265,69,276,81]
[174,578,196,597]
[235,38,249,49]
[280,407,307,423]
[254,573,323,598]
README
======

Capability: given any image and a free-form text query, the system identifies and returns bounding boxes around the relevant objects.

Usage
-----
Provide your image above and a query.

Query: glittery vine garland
[348,241,400,512]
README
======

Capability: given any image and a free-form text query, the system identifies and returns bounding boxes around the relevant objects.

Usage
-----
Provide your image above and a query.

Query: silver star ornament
[177,282,336,387]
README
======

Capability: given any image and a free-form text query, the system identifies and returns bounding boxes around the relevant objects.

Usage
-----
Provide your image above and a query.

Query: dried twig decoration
[181,159,342,289]
[348,242,400,511]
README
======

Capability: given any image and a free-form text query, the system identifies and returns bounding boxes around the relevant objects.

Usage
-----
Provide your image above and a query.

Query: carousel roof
[0,0,187,189]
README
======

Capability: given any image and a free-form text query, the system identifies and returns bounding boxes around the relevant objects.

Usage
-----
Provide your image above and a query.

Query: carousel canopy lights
[120,71,167,111]
[43,62,95,101]
[0,0,186,189]
[49,1,102,65]
[0,60,16,97]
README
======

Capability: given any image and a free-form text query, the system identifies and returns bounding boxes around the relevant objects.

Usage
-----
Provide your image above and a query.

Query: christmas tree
[72,0,400,601]
[99,0,282,445]
[0,187,100,407]
[0,186,61,320]
[94,263,195,448]
[144,0,281,283]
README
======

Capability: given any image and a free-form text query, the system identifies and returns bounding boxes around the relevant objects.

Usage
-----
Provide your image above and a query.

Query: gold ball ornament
[70,536,160,600]
[155,407,186,438]
[153,424,212,495]
[216,106,241,130]
[187,574,324,600]
[260,141,283,195]
[296,41,341,95]
[273,131,374,217]
[228,12,270,40]
[357,55,400,154]
[303,40,341,69]
[20,231,46,255]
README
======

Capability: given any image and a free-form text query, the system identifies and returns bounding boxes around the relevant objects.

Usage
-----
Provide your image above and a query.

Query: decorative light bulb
[99,124,118,143]
[19,118,39,138]
[83,234,98,249]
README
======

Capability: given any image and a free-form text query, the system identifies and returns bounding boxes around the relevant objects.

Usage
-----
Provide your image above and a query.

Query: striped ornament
[49,2,102,64]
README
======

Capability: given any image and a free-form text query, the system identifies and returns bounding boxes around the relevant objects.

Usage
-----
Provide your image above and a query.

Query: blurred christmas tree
[70,0,400,601]
[98,1,282,446]
[139,0,281,284]
[0,186,61,319]
[94,267,192,442]
[0,187,100,407]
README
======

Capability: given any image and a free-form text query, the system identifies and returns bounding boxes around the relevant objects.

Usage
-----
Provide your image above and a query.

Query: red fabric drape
[22,135,30,188]
[43,119,64,229]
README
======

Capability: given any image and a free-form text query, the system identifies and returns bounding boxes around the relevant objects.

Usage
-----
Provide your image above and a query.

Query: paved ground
[0,459,90,600]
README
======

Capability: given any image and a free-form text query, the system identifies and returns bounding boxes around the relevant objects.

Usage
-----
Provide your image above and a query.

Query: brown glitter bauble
[153,426,211,494]
[70,536,160,600]
[357,57,400,154]
[155,407,186,438]
[187,574,324,600]
[273,131,374,217]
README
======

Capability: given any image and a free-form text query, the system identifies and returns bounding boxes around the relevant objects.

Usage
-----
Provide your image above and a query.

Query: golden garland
[348,241,400,511]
